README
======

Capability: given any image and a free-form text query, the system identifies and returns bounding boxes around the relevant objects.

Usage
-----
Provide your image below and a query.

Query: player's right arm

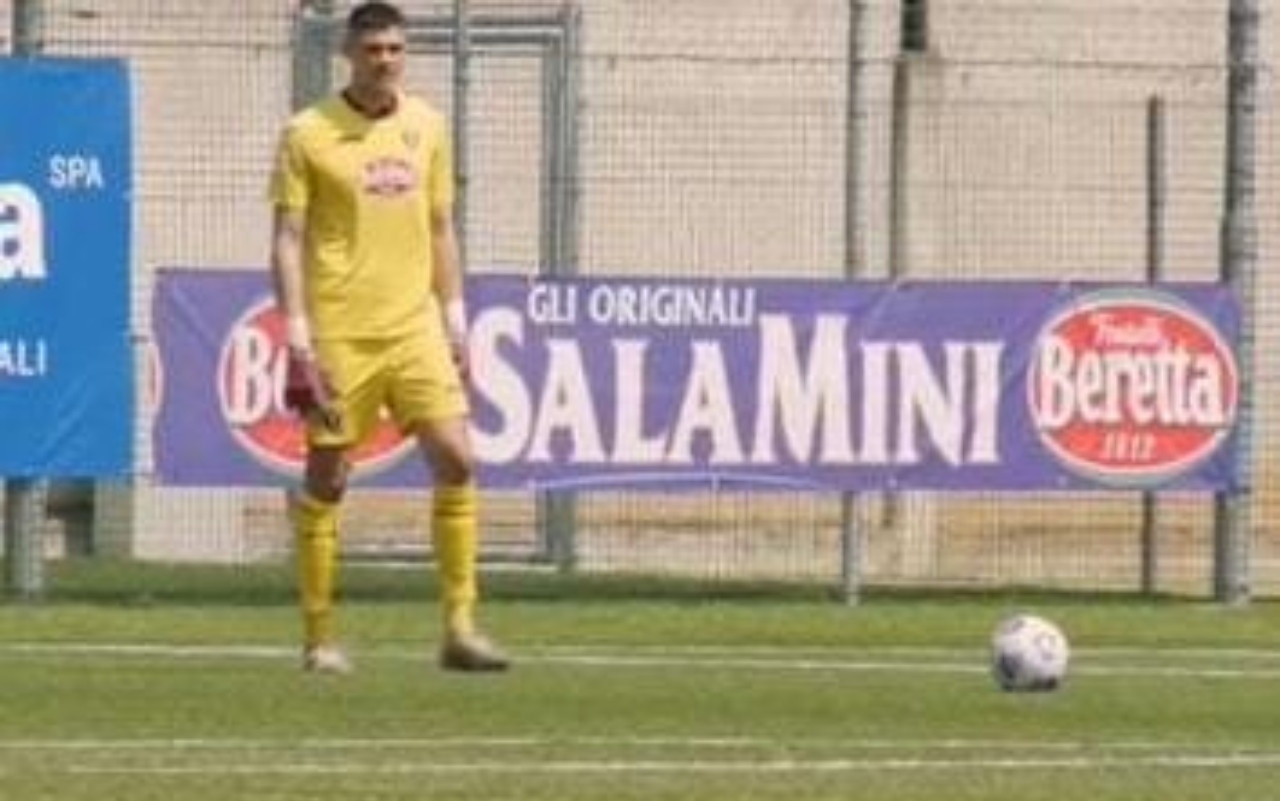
[271,206,336,427]
[270,205,310,352]
[269,126,337,427]
[268,125,313,353]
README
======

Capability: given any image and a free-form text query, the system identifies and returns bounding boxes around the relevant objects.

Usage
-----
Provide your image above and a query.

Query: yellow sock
[293,491,340,648]
[432,483,479,638]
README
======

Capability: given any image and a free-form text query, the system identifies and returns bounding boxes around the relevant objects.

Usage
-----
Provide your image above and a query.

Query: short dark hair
[347,2,406,35]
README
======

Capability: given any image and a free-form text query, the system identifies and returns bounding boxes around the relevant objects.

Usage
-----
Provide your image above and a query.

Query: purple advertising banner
[153,269,1240,492]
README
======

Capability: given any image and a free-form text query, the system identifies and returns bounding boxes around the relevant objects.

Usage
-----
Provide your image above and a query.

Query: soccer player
[269,0,508,674]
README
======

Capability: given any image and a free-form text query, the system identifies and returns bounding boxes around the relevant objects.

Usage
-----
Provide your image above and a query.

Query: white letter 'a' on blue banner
[0,60,133,477]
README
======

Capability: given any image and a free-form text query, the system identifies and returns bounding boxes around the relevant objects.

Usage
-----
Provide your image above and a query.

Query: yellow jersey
[270,92,454,340]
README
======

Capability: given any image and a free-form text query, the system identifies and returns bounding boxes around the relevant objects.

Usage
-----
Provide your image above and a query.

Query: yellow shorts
[308,324,468,449]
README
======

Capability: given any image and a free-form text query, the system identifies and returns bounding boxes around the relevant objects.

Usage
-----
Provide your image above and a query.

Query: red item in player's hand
[284,350,340,430]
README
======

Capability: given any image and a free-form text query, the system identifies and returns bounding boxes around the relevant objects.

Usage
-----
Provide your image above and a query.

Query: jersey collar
[340,88,401,121]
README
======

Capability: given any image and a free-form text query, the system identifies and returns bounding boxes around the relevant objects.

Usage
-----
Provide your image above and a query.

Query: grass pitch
[0,562,1278,800]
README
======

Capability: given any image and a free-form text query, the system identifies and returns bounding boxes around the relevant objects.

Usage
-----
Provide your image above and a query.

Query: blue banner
[153,271,1239,492]
[0,60,133,477]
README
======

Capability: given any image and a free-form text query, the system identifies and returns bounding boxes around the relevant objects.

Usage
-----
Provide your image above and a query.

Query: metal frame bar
[4,0,47,601]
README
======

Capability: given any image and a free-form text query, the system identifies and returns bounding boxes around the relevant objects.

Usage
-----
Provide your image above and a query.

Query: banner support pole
[3,0,47,601]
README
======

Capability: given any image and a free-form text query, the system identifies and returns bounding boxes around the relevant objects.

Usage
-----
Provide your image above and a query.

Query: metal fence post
[3,480,44,600]
[537,3,581,573]
[12,0,43,53]
[838,0,868,605]
[293,0,335,112]
[453,0,470,267]
[1214,0,1258,605]
[4,0,47,601]
[1140,95,1166,595]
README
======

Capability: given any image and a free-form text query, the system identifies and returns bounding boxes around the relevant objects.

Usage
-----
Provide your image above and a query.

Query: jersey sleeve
[269,126,310,211]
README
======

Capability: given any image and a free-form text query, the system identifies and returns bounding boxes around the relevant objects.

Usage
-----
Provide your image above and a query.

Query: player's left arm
[429,116,468,375]
[431,203,469,378]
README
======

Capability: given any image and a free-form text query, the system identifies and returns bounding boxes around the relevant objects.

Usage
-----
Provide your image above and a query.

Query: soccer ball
[990,614,1069,692]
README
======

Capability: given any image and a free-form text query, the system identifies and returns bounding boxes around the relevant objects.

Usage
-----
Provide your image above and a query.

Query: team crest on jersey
[402,129,421,150]
[362,156,417,197]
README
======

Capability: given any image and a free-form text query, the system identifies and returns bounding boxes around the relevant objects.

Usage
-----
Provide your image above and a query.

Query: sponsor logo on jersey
[1028,289,1238,486]
[362,156,417,198]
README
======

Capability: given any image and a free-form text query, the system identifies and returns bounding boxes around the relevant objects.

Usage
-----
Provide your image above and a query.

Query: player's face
[346,27,406,98]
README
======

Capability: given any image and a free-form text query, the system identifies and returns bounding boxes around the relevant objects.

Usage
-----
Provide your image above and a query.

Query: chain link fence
[2,0,1276,596]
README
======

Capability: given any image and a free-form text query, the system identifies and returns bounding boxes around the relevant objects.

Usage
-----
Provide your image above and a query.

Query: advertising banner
[0,60,133,477]
[154,270,1239,492]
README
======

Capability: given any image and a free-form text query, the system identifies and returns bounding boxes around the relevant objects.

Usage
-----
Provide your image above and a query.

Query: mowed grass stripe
[54,752,1280,776]
[9,735,1280,780]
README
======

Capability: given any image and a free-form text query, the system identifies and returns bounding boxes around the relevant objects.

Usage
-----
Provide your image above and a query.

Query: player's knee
[305,474,346,503]
[305,454,350,503]
[432,446,475,486]
[416,421,476,486]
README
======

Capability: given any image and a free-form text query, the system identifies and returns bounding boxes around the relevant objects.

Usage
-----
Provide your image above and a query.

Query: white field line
[11,641,1280,660]
[4,733,1279,776]
[539,644,1280,661]
[0,736,1254,751]
[7,736,1280,777]
[58,752,1280,776]
[5,641,1280,679]
[0,643,293,659]
[526,653,1280,680]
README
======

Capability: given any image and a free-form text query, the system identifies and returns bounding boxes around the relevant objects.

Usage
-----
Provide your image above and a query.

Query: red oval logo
[1028,290,1238,485]
[217,299,413,478]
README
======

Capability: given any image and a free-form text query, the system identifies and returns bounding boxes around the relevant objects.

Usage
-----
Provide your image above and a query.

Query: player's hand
[444,298,471,385]
[449,338,471,385]
[284,348,341,431]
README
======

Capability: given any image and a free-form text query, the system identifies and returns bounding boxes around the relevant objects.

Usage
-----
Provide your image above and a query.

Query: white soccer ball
[990,614,1069,692]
